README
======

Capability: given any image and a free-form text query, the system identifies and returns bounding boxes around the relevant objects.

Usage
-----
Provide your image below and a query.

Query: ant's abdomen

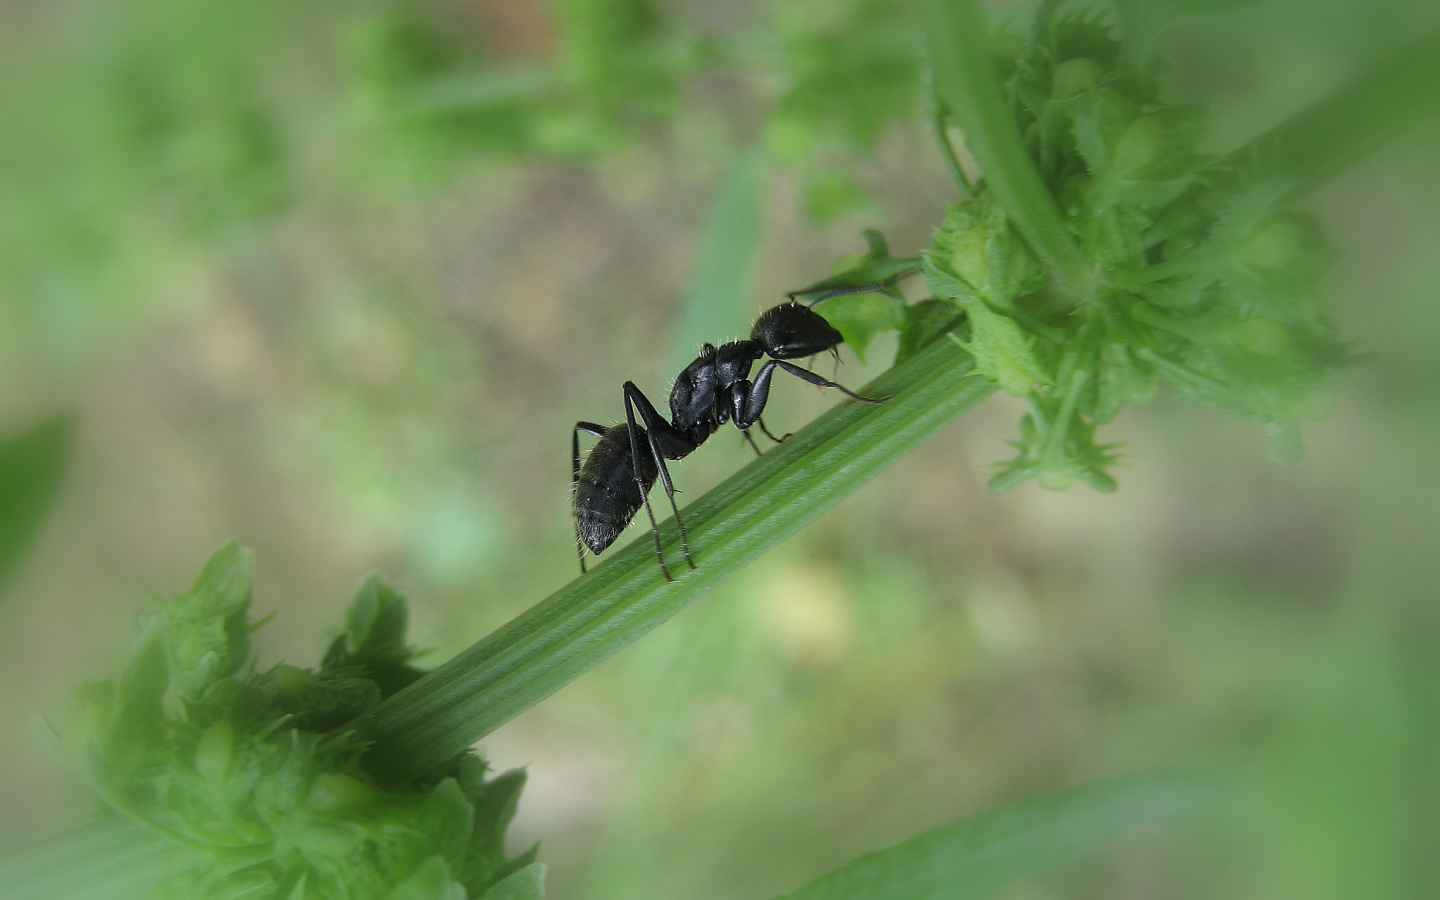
[574,424,659,554]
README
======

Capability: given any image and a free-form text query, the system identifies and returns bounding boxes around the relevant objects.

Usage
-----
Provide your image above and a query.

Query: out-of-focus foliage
[349,0,924,202]
[770,776,1215,900]
[0,0,930,367]
[47,543,542,900]
[0,417,71,601]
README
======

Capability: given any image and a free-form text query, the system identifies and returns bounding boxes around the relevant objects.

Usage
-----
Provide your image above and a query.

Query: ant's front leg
[772,359,889,404]
[756,418,790,444]
[740,418,788,457]
[622,382,698,574]
[734,359,888,430]
[731,366,770,432]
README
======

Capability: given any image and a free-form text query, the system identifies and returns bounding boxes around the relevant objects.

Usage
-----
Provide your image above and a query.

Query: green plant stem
[360,336,990,781]
[931,102,974,197]
[1223,27,1440,204]
[0,815,198,900]
[917,0,1091,302]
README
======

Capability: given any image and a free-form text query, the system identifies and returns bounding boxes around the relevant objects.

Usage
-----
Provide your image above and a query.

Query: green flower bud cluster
[923,195,1048,399]
[48,543,543,900]
[918,1,1360,491]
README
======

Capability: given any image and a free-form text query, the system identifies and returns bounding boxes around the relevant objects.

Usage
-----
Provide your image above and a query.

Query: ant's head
[752,302,844,360]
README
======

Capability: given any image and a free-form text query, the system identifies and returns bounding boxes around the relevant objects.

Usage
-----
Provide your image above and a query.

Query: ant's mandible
[572,280,905,581]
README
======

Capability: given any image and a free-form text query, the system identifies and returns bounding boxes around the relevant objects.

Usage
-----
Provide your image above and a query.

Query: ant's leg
[742,429,763,456]
[735,362,776,430]
[572,421,608,574]
[774,360,889,403]
[757,418,790,444]
[623,382,698,572]
[621,392,672,581]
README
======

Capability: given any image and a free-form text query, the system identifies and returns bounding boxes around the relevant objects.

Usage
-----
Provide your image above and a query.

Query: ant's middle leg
[623,382,698,574]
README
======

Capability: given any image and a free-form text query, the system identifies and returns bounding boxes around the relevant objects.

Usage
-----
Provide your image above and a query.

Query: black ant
[572,283,903,581]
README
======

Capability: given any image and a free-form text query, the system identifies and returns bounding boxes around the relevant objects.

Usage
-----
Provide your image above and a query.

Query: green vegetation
[44,544,538,899]
[1,0,1436,898]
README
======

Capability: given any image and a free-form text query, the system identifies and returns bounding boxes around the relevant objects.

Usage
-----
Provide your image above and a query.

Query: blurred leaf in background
[772,776,1218,900]
[670,151,767,370]
[0,417,72,602]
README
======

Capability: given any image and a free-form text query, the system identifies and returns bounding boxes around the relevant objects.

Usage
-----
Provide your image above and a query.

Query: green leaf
[949,307,1047,398]
[788,230,920,337]
[923,197,1042,306]
[789,259,923,307]
[816,290,906,363]
[383,855,465,900]
[323,575,427,697]
[479,862,546,900]
[896,299,965,364]
[770,776,1219,900]
[460,768,529,891]
[154,541,255,702]
[0,415,72,599]
[1108,0,1259,71]
[1220,29,1440,204]
[418,778,476,873]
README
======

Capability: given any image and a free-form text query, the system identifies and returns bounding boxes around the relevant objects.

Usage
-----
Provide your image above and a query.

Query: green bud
[949,224,992,295]
[1038,469,1073,491]
[1112,116,1162,176]
[1240,220,1301,270]
[194,718,234,786]
[958,304,1048,397]
[269,663,318,694]
[1231,318,1291,357]
[1129,376,1160,405]
[1052,58,1104,99]
[305,772,379,814]
[1094,343,1156,423]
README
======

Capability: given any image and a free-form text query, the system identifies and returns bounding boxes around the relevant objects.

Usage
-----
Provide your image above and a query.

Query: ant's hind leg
[623,382,699,572]
[620,398,673,581]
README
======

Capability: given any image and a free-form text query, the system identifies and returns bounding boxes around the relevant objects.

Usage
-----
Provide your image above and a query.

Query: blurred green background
[1,0,1437,897]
